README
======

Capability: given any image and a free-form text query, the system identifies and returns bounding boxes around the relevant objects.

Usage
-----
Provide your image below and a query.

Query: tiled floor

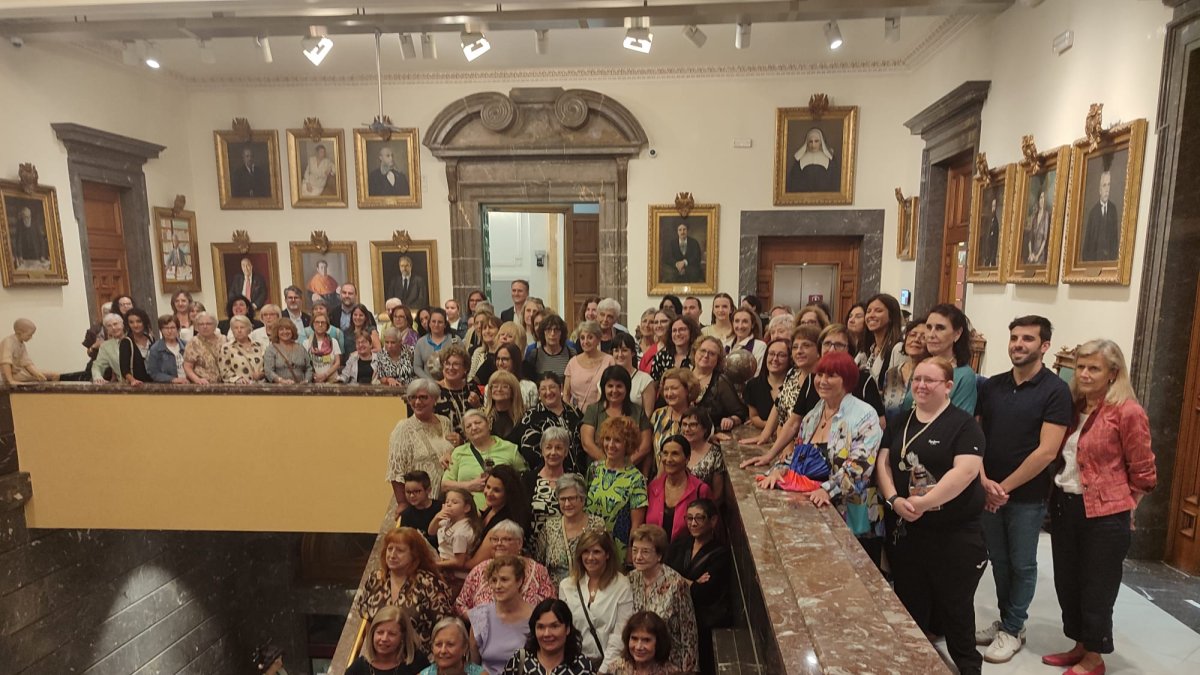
[935,533,1200,673]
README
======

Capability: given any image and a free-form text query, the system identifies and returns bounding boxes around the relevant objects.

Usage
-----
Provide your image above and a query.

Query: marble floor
[931,533,1200,673]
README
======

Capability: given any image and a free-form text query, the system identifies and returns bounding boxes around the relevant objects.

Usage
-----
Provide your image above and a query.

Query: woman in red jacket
[1044,339,1155,675]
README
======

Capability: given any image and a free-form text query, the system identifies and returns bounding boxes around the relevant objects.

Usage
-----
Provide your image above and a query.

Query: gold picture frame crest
[773,103,858,206]
[1004,141,1070,285]
[0,173,68,287]
[647,200,720,296]
[966,163,1017,284]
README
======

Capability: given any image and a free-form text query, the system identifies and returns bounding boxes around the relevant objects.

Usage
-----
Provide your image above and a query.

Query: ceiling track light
[301,26,333,66]
[256,36,273,63]
[824,20,843,50]
[420,32,437,59]
[884,17,900,43]
[535,29,548,55]
[461,30,490,62]
[735,22,751,50]
[143,41,161,69]
[198,39,215,64]
[398,33,416,60]
[623,17,653,54]
[682,24,706,48]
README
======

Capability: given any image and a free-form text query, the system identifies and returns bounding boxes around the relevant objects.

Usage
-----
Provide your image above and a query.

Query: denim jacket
[147,338,187,382]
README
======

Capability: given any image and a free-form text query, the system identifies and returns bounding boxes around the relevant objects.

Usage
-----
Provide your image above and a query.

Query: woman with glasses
[525,313,577,380]
[628,525,699,674]
[522,428,571,542]
[742,325,822,465]
[536,473,606,586]
[744,338,791,430]
[666,498,731,675]
[876,356,988,675]
[388,379,455,505]
[679,408,726,503]
[691,336,748,439]
[436,344,482,442]
[649,316,702,382]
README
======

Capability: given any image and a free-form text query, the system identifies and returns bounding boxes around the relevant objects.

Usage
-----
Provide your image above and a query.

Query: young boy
[397,471,443,548]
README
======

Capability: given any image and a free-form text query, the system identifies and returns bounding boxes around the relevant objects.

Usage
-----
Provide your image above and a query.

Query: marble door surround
[424,87,648,317]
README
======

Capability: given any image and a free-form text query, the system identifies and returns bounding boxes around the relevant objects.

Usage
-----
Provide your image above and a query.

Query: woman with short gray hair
[373,325,416,387]
[536,472,606,586]
[522,426,570,542]
[183,311,223,385]
[220,314,265,384]
[387,378,454,511]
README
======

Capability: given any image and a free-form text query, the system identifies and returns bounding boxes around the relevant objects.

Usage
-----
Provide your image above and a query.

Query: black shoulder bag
[574,582,607,666]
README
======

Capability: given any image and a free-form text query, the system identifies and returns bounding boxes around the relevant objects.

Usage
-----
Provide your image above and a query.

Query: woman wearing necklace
[679,408,726,503]
[742,325,822,462]
[388,379,455,507]
[650,368,700,464]
[118,308,154,385]
[902,304,977,413]
[436,344,482,442]
[876,357,988,675]
[744,338,790,429]
[646,436,710,543]
[346,606,430,675]
[1042,340,1154,675]
[469,556,534,675]
[758,351,885,565]
[649,316,701,382]
[560,531,633,670]
[501,599,594,675]
[415,308,460,380]
[882,318,928,418]
[856,294,904,388]
[564,321,615,410]
[581,366,653,467]
[264,318,314,384]
[701,293,734,345]
[537,473,606,586]
[690,336,747,440]
[352,527,454,652]
[666,499,731,675]
[516,372,585,474]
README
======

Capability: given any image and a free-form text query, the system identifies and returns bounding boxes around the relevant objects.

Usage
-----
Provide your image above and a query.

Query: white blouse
[560,573,634,671]
[1054,412,1088,495]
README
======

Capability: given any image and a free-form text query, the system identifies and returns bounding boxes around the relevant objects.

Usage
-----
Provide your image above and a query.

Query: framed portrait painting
[354,129,421,209]
[1004,146,1070,285]
[370,237,439,312]
[213,129,283,210]
[0,180,68,287]
[152,206,201,292]
[773,106,858,206]
[966,164,1016,284]
[647,203,719,296]
[286,128,348,208]
[1062,118,1147,285]
[290,238,359,314]
[211,241,280,317]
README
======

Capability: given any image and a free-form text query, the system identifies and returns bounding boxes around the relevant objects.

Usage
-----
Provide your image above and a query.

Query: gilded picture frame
[647,203,719,296]
[0,180,68,287]
[286,128,348,208]
[354,129,422,209]
[1062,118,1147,285]
[1004,146,1070,285]
[152,206,201,293]
[289,239,359,314]
[896,195,919,260]
[213,129,283,210]
[773,106,858,206]
[369,238,439,312]
[966,164,1016,284]
[211,241,281,317]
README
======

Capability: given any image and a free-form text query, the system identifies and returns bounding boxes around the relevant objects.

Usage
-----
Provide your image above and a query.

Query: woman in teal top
[585,416,649,565]
[442,409,527,511]
[419,616,485,675]
[901,303,977,414]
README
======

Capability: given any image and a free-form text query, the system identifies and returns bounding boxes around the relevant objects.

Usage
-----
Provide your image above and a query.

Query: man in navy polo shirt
[975,315,1072,664]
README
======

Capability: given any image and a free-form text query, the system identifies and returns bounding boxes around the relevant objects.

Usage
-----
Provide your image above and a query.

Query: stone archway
[425,87,648,313]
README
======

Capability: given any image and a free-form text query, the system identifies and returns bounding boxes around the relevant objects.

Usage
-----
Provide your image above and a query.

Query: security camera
[648,148,657,158]
[10,36,24,48]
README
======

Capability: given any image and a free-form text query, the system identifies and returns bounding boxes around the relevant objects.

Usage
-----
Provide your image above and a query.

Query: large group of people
[1,280,1156,675]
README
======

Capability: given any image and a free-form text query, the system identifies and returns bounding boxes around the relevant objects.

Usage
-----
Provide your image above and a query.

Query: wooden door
[1168,273,1200,574]
[564,212,599,332]
[756,236,860,321]
[82,181,130,307]
[940,158,973,308]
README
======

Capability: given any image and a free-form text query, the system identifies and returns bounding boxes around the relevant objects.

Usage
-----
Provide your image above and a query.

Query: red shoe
[1042,651,1084,667]
[1063,663,1105,675]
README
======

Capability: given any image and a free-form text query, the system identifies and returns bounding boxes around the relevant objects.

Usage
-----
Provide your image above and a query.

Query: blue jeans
[980,500,1046,635]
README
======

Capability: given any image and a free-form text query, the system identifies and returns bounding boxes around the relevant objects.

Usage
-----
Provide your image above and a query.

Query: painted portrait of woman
[786,127,841,193]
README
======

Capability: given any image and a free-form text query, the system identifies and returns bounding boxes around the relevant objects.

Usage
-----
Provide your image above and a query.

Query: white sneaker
[974,620,1002,646]
[983,630,1026,664]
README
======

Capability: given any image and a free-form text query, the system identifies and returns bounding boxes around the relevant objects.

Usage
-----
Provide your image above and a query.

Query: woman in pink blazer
[646,435,711,542]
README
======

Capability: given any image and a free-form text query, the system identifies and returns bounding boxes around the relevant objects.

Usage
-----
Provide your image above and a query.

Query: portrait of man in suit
[227,256,268,309]
[385,254,429,310]
[229,144,273,199]
[7,200,50,270]
[1080,160,1122,263]
[366,144,410,197]
[661,220,705,283]
[978,195,1001,270]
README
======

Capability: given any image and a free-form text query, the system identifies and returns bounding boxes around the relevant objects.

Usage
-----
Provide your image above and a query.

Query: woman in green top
[585,416,649,564]
[443,409,527,511]
[580,366,653,468]
[901,303,977,414]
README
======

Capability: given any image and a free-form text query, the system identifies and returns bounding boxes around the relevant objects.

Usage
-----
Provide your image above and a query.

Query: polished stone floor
[932,533,1200,673]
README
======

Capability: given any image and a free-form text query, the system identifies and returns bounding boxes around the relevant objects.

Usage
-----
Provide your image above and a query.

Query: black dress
[344,655,428,675]
[666,534,733,675]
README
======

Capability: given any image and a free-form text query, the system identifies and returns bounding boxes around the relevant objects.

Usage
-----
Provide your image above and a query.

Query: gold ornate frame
[211,237,281,318]
[369,233,439,311]
[1062,117,1147,285]
[213,128,283,210]
[353,128,422,209]
[1005,144,1070,285]
[289,233,359,313]
[966,162,1016,284]
[895,189,918,260]
[773,104,858,206]
[0,179,68,287]
[152,205,201,292]
[286,126,348,209]
[647,200,719,296]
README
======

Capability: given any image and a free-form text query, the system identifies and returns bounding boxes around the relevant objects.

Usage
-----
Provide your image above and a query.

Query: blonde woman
[563,320,614,410]
[345,605,428,675]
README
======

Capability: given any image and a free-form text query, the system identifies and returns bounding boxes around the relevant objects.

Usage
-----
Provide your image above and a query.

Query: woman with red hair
[352,526,454,651]
[758,350,886,564]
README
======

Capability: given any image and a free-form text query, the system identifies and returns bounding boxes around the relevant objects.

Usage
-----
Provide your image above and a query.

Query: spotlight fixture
[398,33,416,60]
[144,42,161,69]
[682,25,706,48]
[198,39,216,64]
[735,22,751,50]
[301,26,333,66]
[421,32,437,59]
[623,26,653,53]
[823,20,843,50]
[121,40,139,66]
[461,31,490,62]
[535,29,548,55]
[256,36,273,63]
[884,17,900,43]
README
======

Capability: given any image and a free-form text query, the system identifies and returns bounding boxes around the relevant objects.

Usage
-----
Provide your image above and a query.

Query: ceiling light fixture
[121,40,139,66]
[824,20,843,50]
[301,26,333,66]
[256,36,273,63]
[143,42,161,69]
[398,33,416,60]
[623,17,653,54]
[421,32,437,59]
[535,29,549,55]
[884,17,900,43]
[461,31,490,62]
[735,22,751,49]
[198,39,216,64]
[682,25,706,48]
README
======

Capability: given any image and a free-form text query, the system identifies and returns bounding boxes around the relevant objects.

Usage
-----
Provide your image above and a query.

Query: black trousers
[886,521,988,675]
[1050,489,1130,655]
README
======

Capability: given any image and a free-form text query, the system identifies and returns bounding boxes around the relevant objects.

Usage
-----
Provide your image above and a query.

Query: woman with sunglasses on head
[882,317,929,418]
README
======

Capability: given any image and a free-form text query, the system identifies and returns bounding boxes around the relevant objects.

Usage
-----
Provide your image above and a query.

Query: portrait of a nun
[786,126,841,193]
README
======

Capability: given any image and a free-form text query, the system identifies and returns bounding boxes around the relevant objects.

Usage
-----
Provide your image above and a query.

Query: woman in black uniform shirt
[876,356,987,675]
[744,338,791,430]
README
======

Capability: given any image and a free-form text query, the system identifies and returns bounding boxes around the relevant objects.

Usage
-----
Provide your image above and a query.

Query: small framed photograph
[213,129,283,210]
[1004,146,1070,285]
[211,242,280,316]
[286,128,348,208]
[0,180,68,287]
[647,203,719,296]
[152,206,201,292]
[774,106,858,206]
[897,195,918,260]
[1062,118,1147,285]
[289,238,359,314]
[966,164,1016,284]
[354,129,421,208]
[370,237,439,312]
